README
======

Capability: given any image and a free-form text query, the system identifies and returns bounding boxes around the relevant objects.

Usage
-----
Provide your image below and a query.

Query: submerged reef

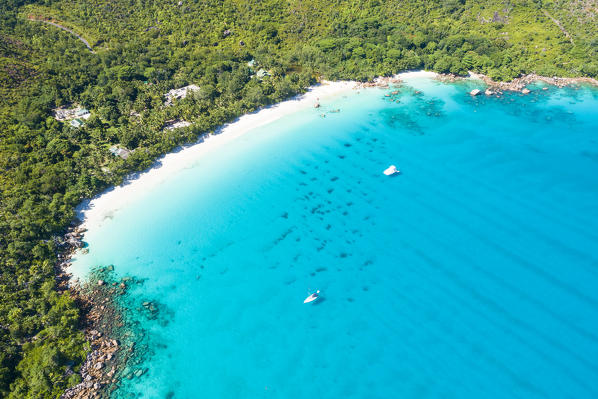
[64,266,172,399]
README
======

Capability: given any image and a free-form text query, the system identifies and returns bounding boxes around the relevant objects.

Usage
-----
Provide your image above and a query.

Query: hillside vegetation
[1,0,597,397]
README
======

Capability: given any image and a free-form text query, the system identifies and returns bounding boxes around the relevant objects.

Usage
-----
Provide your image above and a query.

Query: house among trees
[163,120,192,131]
[75,108,91,118]
[164,85,200,106]
[53,105,91,121]
[70,118,85,128]
[256,68,271,78]
[109,145,132,159]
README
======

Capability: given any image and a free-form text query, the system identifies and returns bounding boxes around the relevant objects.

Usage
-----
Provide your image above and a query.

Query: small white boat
[304,290,320,303]
[383,165,399,176]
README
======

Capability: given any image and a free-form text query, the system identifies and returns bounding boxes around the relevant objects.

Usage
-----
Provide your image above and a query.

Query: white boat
[304,290,320,303]
[383,165,399,176]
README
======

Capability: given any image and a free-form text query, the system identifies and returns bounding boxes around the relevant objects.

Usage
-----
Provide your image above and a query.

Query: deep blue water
[73,76,598,398]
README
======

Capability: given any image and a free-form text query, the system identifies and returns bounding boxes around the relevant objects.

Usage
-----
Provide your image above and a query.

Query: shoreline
[63,266,155,399]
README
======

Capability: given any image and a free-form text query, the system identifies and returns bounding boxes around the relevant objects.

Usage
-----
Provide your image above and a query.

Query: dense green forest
[1,0,597,397]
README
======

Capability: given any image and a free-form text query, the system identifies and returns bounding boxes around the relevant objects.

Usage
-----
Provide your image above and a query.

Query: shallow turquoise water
[73,76,598,398]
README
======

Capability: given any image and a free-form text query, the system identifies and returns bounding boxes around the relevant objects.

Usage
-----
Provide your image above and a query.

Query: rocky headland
[436,71,598,94]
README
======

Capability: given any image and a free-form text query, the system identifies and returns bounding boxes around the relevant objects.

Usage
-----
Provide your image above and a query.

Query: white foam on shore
[76,80,357,232]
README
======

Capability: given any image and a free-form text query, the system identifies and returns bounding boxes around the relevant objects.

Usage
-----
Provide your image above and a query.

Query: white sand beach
[398,70,438,79]
[76,80,358,232]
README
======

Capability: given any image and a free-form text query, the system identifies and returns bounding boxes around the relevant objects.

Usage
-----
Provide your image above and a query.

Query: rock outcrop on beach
[55,225,86,290]
[356,76,403,89]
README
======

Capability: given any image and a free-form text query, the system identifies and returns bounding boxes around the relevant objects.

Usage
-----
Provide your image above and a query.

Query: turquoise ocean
[72,75,598,398]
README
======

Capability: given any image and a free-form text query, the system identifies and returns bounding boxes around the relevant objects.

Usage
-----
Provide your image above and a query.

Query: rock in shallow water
[134,368,147,378]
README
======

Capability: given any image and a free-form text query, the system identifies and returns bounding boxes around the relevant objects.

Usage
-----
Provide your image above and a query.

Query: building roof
[256,68,270,78]
[109,145,132,159]
[163,120,192,131]
[70,119,84,128]
[53,105,92,121]
[75,109,90,117]
[164,85,200,106]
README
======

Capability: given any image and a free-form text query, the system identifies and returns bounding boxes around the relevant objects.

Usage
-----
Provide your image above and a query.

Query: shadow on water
[385,171,402,178]
[310,296,326,306]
